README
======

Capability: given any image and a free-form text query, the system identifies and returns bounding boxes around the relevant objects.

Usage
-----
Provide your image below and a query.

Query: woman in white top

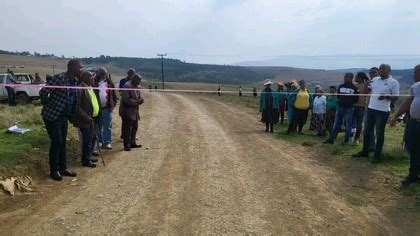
[312,90,327,136]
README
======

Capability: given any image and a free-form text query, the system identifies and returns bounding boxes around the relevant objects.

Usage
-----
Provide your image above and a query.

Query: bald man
[353,64,400,163]
[40,59,82,181]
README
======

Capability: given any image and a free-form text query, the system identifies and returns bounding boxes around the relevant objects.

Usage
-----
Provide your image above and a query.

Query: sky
[1,0,420,65]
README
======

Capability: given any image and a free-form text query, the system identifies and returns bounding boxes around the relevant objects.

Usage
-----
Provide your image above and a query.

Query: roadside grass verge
[0,104,79,178]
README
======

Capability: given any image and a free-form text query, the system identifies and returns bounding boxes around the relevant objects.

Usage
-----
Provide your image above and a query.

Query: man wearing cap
[120,74,144,151]
[119,68,136,89]
[93,67,117,150]
[390,65,420,186]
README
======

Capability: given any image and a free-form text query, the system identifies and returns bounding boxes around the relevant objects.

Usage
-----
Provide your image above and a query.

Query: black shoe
[323,139,334,144]
[91,158,99,163]
[124,146,131,151]
[270,130,274,133]
[368,147,376,152]
[298,132,304,135]
[50,172,63,181]
[401,176,420,186]
[130,144,142,148]
[92,152,99,157]
[82,162,96,168]
[265,129,269,132]
[352,152,369,158]
[370,158,382,164]
[59,169,77,177]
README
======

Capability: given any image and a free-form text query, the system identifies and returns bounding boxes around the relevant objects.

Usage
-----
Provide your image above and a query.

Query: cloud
[0,0,419,64]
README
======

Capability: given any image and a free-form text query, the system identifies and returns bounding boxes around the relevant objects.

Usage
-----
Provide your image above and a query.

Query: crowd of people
[39,59,144,181]
[259,64,420,186]
[3,59,419,187]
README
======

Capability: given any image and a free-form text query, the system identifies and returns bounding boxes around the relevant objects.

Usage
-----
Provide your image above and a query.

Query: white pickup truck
[0,73,44,105]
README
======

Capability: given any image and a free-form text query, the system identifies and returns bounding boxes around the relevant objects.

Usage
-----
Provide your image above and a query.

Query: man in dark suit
[120,74,144,151]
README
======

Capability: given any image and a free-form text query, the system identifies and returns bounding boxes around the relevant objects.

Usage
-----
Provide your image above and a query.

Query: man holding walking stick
[71,71,100,168]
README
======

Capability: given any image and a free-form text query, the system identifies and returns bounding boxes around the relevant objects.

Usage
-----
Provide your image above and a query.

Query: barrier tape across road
[0,83,411,97]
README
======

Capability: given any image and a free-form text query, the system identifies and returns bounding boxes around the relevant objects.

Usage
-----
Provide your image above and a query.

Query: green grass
[0,105,49,167]
[272,120,409,176]
[345,195,367,207]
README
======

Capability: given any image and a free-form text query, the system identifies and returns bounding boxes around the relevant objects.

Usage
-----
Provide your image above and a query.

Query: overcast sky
[1,0,419,64]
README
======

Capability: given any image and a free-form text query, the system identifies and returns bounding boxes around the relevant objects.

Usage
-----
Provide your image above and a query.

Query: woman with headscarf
[286,80,298,128]
[312,89,327,136]
[276,82,287,124]
[287,80,313,134]
[259,79,280,133]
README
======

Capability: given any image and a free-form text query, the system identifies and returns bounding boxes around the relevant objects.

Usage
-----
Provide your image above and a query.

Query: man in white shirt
[353,64,400,162]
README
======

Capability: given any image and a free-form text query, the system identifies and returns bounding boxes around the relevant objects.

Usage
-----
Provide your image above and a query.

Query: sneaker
[103,144,113,150]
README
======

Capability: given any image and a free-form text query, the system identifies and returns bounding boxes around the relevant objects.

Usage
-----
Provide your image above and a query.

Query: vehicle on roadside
[0,73,44,105]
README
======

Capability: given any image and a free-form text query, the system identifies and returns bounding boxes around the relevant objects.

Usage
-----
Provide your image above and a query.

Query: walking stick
[92,123,106,166]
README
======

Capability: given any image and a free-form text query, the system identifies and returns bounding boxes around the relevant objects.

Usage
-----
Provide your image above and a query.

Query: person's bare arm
[389,96,413,127]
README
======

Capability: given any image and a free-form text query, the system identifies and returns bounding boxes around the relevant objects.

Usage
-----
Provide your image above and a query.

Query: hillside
[81,56,266,84]
[0,53,416,86]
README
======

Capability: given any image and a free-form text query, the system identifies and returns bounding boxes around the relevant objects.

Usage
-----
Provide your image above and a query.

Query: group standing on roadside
[40,59,145,181]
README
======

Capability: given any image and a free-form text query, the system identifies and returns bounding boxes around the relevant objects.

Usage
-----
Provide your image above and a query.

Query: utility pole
[51,64,56,75]
[157,53,167,90]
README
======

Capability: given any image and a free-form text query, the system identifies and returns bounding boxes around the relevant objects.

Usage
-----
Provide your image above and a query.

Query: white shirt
[313,95,327,114]
[368,76,399,112]
[410,81,420,119]
[98,80,108,107]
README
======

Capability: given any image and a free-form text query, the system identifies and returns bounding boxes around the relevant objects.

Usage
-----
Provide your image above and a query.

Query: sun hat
[263,79,273,86]
[277,81,284,86]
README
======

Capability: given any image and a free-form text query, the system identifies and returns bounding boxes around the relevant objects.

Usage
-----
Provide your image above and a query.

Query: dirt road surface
[0,93,418,234]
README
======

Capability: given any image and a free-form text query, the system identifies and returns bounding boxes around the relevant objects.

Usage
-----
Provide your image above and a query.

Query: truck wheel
[17,93,30,105]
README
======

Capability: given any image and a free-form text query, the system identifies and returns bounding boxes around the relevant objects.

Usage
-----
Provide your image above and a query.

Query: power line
[157,53,167,90]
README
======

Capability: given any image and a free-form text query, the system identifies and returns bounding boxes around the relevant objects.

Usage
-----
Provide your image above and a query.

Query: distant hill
[81,56,266,84]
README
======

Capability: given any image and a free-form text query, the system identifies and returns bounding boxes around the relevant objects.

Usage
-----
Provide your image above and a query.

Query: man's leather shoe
[130,144,142,148]
[352,152,369,158]
[92,151,99,157]
[82,162,96,168]
[50,172,63,181]
[124,146,131,151]
[91,158,99,163]
[60,169,77,177]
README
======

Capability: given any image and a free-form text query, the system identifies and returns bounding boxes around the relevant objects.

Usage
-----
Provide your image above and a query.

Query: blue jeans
[329,106,354,143]
[362,108,390,160]
[353,106,365,140]
[97,107,113,145]
[79,125,94,164]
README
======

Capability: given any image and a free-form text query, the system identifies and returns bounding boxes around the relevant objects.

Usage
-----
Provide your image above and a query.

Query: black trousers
[122,119,138,147]
[43,117,68,173]
[406,118,420,178]
[6,86,16,106]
